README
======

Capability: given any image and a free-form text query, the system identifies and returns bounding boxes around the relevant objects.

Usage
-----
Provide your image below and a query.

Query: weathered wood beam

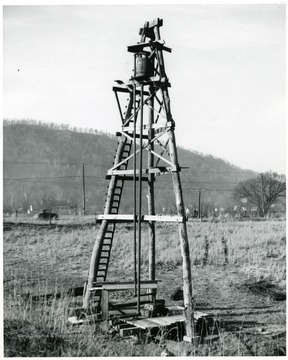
[127,40,171,53]
[95,214,184,223]
[113,85,149,96]
[116,131,149,139]
[105,174,149,181]
[153,24,194,339]
[83,92,135,310]
[144,215,184,223]
[129,79,171,88]
[122,121,172,132]
[90,280,158,291]
[107,166,177,176]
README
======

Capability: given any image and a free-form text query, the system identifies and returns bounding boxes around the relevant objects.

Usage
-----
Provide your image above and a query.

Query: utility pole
[261,173,265,218]
[198,188,201,219]
[82,163,86,216]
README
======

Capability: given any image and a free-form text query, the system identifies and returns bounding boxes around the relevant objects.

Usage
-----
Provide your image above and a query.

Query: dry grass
[3,219,286,356]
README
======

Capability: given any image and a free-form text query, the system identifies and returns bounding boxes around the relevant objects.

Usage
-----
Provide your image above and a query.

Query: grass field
[3,217,286,356]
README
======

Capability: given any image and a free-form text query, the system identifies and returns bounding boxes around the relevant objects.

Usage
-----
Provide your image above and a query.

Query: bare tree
[10,191,22,217]
[233,171,286,218]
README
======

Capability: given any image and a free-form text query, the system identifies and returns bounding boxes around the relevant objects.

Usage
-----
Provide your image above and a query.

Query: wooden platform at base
[117,308,212,331]
[125,314,185,329]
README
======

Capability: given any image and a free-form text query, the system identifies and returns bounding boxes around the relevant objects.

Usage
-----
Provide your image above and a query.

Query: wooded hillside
[3,120,257,215]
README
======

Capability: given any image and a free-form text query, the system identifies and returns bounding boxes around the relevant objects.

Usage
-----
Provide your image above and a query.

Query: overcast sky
[3,4,286,174]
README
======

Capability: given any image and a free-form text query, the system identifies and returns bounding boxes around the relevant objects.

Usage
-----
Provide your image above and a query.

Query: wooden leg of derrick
[83,220,108,310]
[167,131,195,339]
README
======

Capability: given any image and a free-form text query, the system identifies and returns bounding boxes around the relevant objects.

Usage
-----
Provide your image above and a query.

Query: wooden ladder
[86,94,139,312]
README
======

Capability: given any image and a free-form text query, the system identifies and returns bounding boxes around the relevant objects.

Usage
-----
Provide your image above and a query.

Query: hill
[3,120,257,215]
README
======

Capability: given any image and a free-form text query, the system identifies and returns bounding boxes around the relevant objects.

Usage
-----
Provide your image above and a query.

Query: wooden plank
[127,40,171,53]
[116,131,149,139]
[102,289,109,321]
[122,121,172,132]
[194,311,212,320]
[103,282,157,291]
[126,314,186,330]
[96,214,184,223]
[144,215,184,223]
[107,166,177,176]
[96,214,134,221]
[128,77,171,88]
[147,315,186,326]
[105,175,149,182]
[166,305,185,311]
[148,18,163,28]
[153,40,172,53]
[113,85,149,96]
[110,298,154,310]
[90,280,158,291]
[126,318,158,329]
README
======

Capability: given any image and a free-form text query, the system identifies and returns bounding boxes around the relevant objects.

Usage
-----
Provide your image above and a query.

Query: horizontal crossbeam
[105,175,149,181]
[127,40,172,53]
[113,85,149,95]
[122,121,173,132]
[107,166,177,176]
[116,131,149,139]
[90,280,159,291]
[96,214,184,223]
[128,77,171,87]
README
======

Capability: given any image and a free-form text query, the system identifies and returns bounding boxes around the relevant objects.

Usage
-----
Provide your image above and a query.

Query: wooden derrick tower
[83,18,194,338]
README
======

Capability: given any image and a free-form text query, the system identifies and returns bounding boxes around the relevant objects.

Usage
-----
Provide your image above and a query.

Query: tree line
[3,171,285,219]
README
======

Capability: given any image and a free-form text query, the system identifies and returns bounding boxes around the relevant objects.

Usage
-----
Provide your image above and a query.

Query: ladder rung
[97,272,107,276]
[100,253,110,257]
[104,233,113,237]
[98,263,108,268]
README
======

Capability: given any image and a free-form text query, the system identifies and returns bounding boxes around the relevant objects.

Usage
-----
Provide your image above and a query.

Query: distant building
[42,200,75,215]
[52,200,73,214]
